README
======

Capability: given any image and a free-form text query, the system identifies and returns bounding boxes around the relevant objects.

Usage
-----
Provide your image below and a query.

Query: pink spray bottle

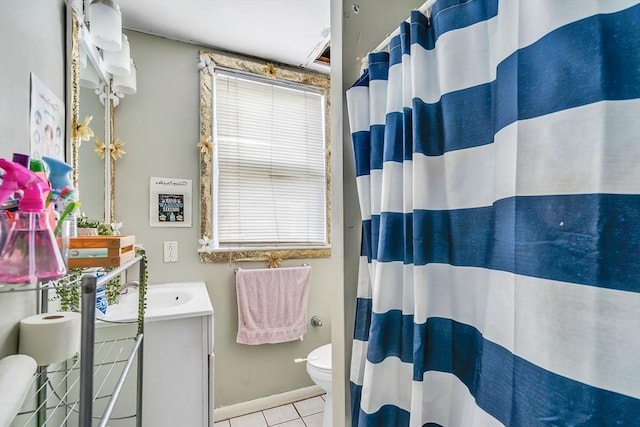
[0,158,66,285]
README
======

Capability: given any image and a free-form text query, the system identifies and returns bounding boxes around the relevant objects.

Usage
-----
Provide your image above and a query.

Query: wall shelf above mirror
[66,0,136,226]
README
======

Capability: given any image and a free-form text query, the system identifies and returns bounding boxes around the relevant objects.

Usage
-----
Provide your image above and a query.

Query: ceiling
[116,0,331,74]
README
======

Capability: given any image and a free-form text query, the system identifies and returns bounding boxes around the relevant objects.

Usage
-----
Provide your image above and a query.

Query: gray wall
[113,31,335,407]
[0,0,66,357]
[335,0,428,424]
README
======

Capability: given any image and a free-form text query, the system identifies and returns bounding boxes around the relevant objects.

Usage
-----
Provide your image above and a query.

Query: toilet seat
[306,343,333,427]
[307,343,331,372]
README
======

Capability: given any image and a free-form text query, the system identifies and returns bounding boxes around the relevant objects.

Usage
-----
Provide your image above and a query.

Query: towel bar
[234,263,310,273]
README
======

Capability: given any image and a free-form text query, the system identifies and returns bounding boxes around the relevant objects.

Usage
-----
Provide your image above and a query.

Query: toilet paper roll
[19,312,81,366]
[0,354,37,427]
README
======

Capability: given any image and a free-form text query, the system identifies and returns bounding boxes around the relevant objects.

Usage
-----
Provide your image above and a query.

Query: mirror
[77,79,108,221]
[67,1,135,226]
[68,6,113,224]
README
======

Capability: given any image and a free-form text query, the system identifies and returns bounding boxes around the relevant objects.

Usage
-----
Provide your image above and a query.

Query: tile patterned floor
[214,394,326,427]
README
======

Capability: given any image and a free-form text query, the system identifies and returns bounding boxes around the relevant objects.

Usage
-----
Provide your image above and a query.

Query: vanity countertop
[99,281,213,325]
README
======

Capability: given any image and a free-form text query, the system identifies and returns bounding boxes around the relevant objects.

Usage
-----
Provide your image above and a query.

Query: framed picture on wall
[149,177,192,227]
[30,73,65,161]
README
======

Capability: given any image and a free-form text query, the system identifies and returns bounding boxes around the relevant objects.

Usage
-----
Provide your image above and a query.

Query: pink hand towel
[236,266,311,345]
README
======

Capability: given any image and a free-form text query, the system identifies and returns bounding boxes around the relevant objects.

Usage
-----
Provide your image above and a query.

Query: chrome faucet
[118,280,140,295]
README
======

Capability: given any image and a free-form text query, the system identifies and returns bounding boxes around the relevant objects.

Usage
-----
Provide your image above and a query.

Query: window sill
[198,246,331,264]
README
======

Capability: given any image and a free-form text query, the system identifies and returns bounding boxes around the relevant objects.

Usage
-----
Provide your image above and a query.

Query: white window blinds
[213,71,327,245]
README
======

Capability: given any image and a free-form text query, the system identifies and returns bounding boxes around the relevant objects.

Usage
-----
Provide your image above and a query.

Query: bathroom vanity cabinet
[143,314,213,426]
[141,282,214,427]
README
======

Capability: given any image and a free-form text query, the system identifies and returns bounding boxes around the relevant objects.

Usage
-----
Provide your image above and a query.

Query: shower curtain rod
[360,0,436,70]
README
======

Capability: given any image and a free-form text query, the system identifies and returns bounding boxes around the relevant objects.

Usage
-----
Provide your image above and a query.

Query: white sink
[146,289,193,310]
[99,281,213,324]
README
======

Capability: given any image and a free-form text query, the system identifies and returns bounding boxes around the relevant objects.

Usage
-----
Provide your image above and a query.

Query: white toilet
[306,343,332,427]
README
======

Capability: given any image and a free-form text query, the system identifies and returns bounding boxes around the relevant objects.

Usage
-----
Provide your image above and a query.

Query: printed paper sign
[149,177,192,227]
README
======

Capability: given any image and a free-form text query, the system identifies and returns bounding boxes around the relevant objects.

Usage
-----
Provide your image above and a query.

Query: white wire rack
[1,255,146,427]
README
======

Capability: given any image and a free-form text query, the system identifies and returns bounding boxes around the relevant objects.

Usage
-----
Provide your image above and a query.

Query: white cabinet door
[142,316,210,427]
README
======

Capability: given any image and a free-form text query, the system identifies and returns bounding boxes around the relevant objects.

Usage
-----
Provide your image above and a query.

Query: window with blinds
[212,70,328,247]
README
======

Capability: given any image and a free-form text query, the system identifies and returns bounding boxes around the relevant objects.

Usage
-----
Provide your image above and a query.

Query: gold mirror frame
[69,12,80,190]
[69,9,116,224]
[198,51,332,263]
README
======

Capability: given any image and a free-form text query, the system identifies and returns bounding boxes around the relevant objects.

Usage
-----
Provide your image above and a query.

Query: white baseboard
[214,385,324,422]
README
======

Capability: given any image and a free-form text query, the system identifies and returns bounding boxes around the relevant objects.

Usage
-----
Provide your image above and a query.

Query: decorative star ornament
[94,138,126,160]
[94,138,106,158]
[198,235,216,252]
[197,54,215,74]
[267,254,283,268]
[197,136,213,155]
[110,138,126,160]
[73,115,94,146]
[263,63,278,79]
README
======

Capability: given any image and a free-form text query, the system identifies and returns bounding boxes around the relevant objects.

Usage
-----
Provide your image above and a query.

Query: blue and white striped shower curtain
[346,1,640,425]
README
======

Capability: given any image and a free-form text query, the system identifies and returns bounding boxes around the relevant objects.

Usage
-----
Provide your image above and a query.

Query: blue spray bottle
[42,156,77,237]
[0,158,66,285]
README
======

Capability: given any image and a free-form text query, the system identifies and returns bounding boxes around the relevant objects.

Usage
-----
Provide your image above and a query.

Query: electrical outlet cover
[163,241,178,262]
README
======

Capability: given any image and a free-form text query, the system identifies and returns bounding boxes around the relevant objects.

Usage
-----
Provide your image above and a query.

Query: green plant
[135,246,148,335]
[76,213,112,235]
[53,270,82,312]
[104,275,121,305]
